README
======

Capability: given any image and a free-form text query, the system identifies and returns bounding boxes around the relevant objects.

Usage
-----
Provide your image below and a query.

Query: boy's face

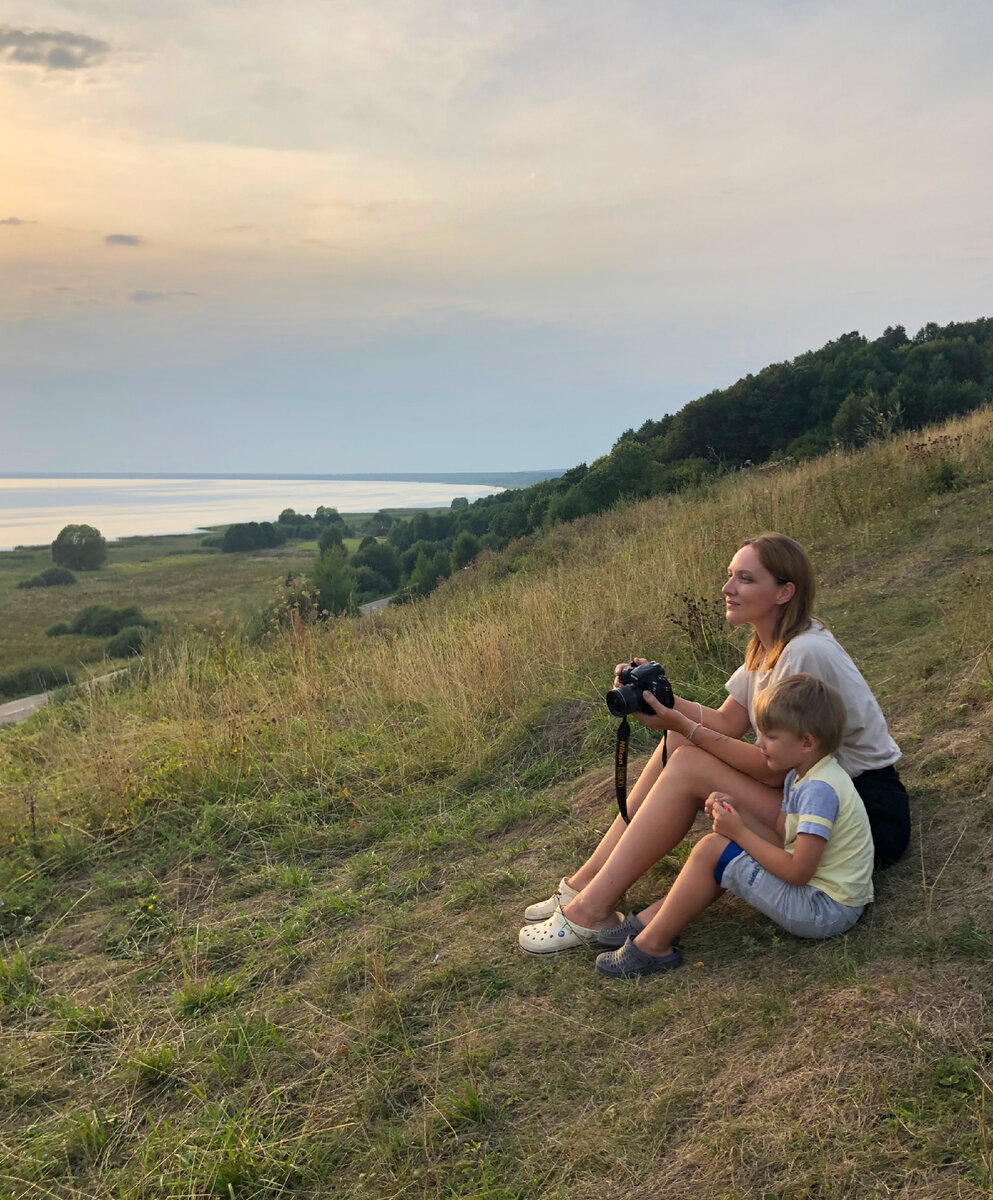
[756,726,816,773]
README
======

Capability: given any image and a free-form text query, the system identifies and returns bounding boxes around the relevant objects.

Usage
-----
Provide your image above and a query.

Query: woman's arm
[638,692,786,787]
[614,660,749,738]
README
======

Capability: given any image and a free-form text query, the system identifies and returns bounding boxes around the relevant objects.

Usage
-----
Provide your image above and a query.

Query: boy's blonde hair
[753,673,846,755]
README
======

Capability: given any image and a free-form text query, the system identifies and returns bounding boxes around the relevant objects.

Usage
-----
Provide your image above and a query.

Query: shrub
[68,604,156,638]
[353,565,392,599]
[45,622,71,637]
[51,524,107,570]
[921,457,965,495]
[0,663,74,701]
[17,566,77,589]
[221,522,286,552]
[106,625,148,658]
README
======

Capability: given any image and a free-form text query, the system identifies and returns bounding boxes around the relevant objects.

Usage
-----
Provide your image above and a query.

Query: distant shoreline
[0,469,566,489]
[0,472,566,552]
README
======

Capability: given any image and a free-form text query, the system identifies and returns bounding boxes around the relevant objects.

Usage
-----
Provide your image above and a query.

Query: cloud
[129,290,198,303]
[0,217,28,225]
[0,26,109,72]
[105,234,142,246]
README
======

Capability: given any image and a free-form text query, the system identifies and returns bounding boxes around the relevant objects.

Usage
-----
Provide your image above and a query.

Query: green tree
[352,540,401,589]
[451,530,481,570]
[51,524,107,571]
[309,548,357,616]
[318,525,345,554]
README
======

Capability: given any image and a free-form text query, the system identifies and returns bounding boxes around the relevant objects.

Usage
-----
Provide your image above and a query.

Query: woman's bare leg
[564,733,683,891]
[563,745,782,927]
[631,833,728,955]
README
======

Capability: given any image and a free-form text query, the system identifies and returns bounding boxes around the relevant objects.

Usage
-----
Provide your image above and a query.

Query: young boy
[595,673,875,979]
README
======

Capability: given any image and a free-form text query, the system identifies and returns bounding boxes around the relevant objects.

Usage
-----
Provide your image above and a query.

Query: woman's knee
[644,744,712,805]
[665,744,712,775]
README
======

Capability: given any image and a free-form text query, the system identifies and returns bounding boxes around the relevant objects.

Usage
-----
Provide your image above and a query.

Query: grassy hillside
[1,413,992,1198]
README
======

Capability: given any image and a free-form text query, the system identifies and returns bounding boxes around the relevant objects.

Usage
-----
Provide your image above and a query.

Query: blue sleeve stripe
[788,779,840,824]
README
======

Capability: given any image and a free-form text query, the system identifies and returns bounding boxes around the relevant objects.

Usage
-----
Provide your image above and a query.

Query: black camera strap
[614,717,668,824]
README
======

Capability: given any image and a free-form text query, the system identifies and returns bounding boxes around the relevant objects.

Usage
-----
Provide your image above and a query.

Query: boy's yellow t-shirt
[782,754,874,908]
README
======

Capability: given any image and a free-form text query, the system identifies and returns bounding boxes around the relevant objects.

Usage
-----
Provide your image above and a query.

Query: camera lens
[605,686,637,718]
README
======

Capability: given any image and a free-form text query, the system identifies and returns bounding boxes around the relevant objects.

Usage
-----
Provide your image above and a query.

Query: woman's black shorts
[854,764,911,869]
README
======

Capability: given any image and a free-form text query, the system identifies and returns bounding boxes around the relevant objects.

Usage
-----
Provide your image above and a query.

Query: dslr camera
[605,660,675,718]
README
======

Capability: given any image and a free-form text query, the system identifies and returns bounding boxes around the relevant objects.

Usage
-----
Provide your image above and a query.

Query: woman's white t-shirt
[724,622,900,777]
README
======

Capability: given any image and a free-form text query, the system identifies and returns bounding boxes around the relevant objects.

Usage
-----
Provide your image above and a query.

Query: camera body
[605,660,675,718]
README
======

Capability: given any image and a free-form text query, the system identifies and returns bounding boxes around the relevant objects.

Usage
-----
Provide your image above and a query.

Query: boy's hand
[711,799,745,840]
[704,791,734,819]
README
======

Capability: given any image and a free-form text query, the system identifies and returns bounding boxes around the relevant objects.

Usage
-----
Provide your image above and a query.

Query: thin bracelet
[686,721,702,743]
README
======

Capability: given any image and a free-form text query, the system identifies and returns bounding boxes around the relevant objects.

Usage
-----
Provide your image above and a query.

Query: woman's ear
[776,581,796,606]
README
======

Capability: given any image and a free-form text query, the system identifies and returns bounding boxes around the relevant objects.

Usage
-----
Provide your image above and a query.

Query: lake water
[0,476,504,551]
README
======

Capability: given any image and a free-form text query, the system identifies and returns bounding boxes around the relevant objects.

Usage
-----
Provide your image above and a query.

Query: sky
[1,0,991,474]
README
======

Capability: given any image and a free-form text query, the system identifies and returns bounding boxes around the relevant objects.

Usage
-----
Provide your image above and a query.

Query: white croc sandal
[523,877,580,923]
[518,908,601,955]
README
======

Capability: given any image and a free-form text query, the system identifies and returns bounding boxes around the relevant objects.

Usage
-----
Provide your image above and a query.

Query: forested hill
[264,316,993,613]
[450,316,993,539]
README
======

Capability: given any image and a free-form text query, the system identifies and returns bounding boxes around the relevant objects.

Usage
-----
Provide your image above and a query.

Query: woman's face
[722,545,795,629]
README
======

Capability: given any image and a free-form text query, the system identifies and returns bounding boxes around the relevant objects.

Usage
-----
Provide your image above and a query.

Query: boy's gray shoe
[595,936,683,979]
[596,912,646,947]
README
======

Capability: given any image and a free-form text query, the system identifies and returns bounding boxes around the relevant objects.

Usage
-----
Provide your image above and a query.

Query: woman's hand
[632,688,683,731]
[613,657,648,687]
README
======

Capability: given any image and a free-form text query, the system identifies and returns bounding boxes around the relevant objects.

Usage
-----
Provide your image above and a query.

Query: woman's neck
[751,615,780,655]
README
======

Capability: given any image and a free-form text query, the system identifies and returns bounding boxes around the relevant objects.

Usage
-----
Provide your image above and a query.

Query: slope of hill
[1,411,993,1197]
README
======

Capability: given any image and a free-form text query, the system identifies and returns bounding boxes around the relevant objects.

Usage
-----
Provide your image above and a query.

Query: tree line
[232,316,993,615]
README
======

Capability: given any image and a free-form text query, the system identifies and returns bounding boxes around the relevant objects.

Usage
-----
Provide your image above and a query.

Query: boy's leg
[631,833,729,955]
[720,854,864,939]
[629,809,783,929]
[563,747,781,928]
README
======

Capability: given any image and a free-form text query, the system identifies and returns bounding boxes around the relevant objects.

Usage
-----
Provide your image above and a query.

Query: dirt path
[0,671,124,730]
[0,691,51,728]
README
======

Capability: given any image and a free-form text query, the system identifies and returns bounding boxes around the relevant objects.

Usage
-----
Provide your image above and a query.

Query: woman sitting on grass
[518,532,909,956]
[596,674,873,977]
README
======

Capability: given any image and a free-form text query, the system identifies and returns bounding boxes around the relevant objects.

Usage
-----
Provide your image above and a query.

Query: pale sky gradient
[1,0,991,472]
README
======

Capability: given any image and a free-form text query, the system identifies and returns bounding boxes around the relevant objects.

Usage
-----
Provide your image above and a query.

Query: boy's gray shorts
[718,845,864,939]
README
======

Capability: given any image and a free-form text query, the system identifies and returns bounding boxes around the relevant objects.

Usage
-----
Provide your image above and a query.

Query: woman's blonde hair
[741,533,817,670]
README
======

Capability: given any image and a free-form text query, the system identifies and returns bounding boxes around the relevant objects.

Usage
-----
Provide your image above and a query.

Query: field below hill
[1,413,993,1198]
[0,534,322,698]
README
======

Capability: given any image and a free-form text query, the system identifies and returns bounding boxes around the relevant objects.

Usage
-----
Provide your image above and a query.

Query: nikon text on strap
[614,717,668,824]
